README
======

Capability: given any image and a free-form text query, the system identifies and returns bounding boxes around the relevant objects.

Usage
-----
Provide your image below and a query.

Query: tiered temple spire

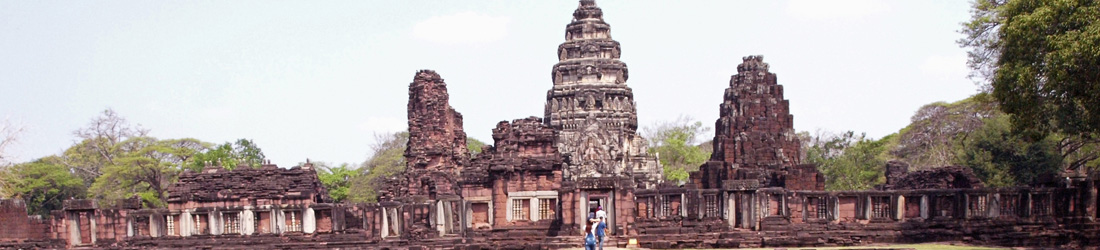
[545,0,661,187]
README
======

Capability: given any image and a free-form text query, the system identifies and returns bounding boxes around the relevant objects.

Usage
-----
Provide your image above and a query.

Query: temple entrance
[579,190,615,235]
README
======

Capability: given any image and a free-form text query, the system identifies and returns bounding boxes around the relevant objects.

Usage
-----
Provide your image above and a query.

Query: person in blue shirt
[595,207,607,250]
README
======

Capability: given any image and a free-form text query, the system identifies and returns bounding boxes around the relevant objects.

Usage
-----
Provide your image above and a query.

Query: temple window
[511,199,530,221]
[133,216,151,237]
[1000,194,1019,217]
[968,194,988,218]
[286,210,303,232]
[703,194,719,218]
[767,194,782,216]
[806,197,827,220]
[538,198,557,221]
[222,212,240,234]
[165,215,175,236]
[659,194,681,218]
[935,195,955,218]
[636,196,655,218]
[192,214,208,235]
[871,196,891,219]
[1032,193,1051,217]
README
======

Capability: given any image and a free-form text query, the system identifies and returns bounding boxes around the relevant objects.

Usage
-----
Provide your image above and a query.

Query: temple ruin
[2,0,1099,249]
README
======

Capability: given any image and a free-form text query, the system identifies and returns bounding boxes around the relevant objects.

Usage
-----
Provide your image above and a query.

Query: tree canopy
[961,0,1100,136]
[348,131,409,203]
[1,156,85,215]
[88,137,205,207]
[800,131,892,191]
[643,116,712,184]
[188,138,266,171]
[314,162,359,203]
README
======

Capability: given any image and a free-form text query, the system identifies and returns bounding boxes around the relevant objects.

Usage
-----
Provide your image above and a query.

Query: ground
[563,243,1009,250]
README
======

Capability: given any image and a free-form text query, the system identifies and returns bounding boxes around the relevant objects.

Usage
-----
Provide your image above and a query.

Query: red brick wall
[0,199,43,241]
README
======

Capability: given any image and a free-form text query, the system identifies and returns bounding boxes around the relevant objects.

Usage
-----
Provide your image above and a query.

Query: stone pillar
[530,198,539,221]
[1088,181,1098,220]
[920,195,929,219]
[897,196,906,221]
[242,209,255,235]
[126,217,134,237]
[962,194,970,219]
[831,196,840,222]
[180,211,192,236]
[89,214,97,244]
[381,208,390,238]
[727,193,736,227]
[275,209,285,234]
[990,194,1001,217]
[864,196,872,219]
[304,208,316,234]
[209,212,220,235]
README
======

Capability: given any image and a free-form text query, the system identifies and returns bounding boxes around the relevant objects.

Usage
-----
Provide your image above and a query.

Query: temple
[2,1,1100,249]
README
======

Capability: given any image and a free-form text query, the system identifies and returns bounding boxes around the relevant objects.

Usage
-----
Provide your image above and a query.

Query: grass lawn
[686,243,1010,250]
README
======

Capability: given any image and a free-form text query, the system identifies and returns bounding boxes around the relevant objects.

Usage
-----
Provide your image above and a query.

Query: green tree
[643,116,712,184]
[1,156,85,215]
[89,137,204,207]
[315,162,359,203]
[348,131,409,203]
[954,115,1063,187]
[63,109,149,185]
[467,137,487,157]
[891,94,999,170]
[188,138,265,171]
[800,130,892,191]
[961,0,1100,136]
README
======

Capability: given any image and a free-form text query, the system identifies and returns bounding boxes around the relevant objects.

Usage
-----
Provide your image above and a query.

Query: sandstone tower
[695,56,821,191]
[402,70,469,199]
[544,0,661,187]
[711,56,801,169]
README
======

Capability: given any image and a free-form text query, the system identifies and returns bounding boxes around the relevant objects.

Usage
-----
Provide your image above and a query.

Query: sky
[0,0,980,167]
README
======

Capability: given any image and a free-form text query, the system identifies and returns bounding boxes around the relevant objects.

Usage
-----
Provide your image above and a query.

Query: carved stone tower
[545,0,661,187]
[402,70,469,199]
[711,56,801,169]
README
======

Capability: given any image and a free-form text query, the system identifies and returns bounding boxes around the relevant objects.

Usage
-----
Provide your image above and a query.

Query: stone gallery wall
[4,1,1100,249]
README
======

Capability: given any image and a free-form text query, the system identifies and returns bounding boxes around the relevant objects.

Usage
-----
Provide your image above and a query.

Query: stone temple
[2,1,1100,249]
[545,0,662,188]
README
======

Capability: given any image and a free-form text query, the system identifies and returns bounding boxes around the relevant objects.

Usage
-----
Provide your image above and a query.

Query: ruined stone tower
[544,0,661,187]
[402,70,469,199]
[694,55,820,191]
[711,56,801,169]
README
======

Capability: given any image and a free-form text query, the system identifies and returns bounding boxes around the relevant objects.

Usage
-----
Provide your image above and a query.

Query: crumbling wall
[167,163,329,209]
[0,199,50,242]
[877,162,984,190]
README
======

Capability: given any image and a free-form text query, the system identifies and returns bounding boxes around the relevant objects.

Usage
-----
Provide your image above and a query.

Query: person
[584,220,597,250]
[588,207,597,220]
[595,206,607,250]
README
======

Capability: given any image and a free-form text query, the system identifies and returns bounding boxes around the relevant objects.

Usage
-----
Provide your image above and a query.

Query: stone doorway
[580,190,615,235]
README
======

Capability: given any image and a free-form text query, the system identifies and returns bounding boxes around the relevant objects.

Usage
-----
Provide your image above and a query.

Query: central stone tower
[544,0,661,187]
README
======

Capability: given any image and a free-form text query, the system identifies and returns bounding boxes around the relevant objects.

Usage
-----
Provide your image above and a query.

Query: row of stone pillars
[125,207,319,239]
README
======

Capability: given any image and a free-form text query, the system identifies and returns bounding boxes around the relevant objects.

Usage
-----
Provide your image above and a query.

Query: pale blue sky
[0,0,978,167]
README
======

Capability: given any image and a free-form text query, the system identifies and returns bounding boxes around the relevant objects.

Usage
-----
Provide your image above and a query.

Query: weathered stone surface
[692,55,823,191]
[878,164,984,190]
[396,70,469,200]
[544,0,661,188]
[710,55,802,169]
[167,163,329,206]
